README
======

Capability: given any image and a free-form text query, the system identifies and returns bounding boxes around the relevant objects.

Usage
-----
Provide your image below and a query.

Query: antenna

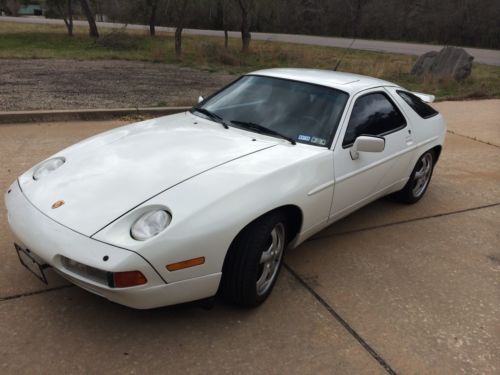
[333,38,356,71]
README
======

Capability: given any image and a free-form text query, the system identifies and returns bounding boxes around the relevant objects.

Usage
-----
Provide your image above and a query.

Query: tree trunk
[79,0,99,38]
[56,0,73,36]
[238,0,252,52]
[241,18,251,52]
[218,0,229,48]
[66,0,73,37]
[173,0,189,57]
[222,0,228,48]
[149,0,158,36]
[175,26,183,57]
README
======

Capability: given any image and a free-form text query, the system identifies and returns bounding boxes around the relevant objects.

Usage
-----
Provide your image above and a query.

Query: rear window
[397,91,438,119]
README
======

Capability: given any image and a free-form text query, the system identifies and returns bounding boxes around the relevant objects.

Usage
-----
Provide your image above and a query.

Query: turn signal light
[112,271,147,288]
[166,257,205,271]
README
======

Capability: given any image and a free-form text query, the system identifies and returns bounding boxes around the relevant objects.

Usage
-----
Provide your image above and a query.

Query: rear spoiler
[412,92,435,103]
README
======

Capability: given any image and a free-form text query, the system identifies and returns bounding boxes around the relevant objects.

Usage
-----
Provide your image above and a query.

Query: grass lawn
[1,21,499,101]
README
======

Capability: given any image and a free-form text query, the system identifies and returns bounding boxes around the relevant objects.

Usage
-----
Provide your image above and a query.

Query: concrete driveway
[0,100,499,374]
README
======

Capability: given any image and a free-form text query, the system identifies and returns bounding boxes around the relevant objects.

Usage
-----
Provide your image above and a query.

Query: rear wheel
[395,150,435,204]
[221,212,287,308]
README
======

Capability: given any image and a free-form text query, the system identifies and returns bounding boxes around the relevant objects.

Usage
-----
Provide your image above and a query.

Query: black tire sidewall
[221,212,288,307]
[407,150,435,203]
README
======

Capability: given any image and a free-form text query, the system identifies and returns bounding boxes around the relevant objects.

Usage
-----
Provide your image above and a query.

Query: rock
[411,46,474,81]
[410,51,438,76]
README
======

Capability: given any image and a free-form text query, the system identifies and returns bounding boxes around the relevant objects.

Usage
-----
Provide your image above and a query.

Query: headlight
[33,157,65,180]
[131,210,171,241]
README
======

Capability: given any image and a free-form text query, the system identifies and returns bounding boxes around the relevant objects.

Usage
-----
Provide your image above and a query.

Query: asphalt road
[1,15,499,66]
[0,100,499,373]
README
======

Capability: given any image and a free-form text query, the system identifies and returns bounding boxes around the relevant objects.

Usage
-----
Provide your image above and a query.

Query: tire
[221,211,288,308]
[395,150,435,204]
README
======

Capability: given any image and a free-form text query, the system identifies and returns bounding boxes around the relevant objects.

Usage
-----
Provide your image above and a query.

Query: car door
[330,88,414,221]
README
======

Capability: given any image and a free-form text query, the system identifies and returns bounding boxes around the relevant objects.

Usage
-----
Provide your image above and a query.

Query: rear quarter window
[397,91,438,119]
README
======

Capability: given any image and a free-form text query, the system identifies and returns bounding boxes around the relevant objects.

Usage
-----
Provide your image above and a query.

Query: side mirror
[198,96,204,104]
[350,135,385,160]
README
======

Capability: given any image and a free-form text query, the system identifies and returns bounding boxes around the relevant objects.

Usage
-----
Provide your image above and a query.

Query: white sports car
[5,69,446,309]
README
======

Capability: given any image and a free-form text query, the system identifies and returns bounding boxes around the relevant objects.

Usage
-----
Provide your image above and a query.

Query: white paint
[5,69,446,308]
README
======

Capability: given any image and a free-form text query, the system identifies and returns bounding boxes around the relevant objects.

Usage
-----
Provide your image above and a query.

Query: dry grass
[1,21,499,101]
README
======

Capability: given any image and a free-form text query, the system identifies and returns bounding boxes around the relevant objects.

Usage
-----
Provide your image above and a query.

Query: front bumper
[4,181,220,309]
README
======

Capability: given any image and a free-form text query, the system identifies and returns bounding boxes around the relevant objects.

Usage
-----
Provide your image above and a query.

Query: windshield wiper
[230,120,296,145]
[191,107,229,129]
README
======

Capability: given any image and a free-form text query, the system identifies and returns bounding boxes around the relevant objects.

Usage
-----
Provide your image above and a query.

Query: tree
[0,0,20,15]
[146,0,159,36]
[79,0,99,38]
[344,0,371,37]
[46,0,74,36]
[29,0,500,49]
[219,0,230,48]
[172,0,189,57]
[237,0,253,52]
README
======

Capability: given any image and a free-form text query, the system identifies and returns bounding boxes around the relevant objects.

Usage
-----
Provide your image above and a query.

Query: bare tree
[47,0,74,36]
[172,0,190,57]
[32,0,500,50]
[344,0,371,37]
[79,0,99,38]
[237,0,253,52]
[220,0,229,48]
[214,0,231,48]
[61,0,73,36]
[65,0,74,36]
[146,0,159,36]
[0,0,21,15]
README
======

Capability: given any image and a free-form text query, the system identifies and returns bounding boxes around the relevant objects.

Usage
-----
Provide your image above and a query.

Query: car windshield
[196,75,349,147]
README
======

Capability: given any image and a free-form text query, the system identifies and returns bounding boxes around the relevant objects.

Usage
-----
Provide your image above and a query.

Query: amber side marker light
[166,257,205,272]
[112,271,147,288]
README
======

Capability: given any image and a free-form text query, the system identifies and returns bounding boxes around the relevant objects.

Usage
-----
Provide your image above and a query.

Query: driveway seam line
[311,202,500,241]
[0,285,74,302]
[447,130,500,148]
[283,263,398,375]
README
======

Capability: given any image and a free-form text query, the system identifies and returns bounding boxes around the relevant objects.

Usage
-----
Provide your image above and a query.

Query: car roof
[248,68,398,95]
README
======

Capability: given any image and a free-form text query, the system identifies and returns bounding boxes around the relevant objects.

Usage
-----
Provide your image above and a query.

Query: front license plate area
[15,244,49,284]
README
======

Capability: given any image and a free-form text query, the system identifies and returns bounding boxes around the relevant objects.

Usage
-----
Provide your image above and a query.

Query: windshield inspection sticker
[298,135,311,142]
[311,137,327,146]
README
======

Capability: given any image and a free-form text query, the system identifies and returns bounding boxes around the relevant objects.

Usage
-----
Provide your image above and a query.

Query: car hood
[18,113,276,236]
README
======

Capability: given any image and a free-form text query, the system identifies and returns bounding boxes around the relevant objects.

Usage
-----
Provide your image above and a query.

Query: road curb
[0,107,191,124]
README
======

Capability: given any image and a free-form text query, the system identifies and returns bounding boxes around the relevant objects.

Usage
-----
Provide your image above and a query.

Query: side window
[343,92,406,147]
[397,90,438,119]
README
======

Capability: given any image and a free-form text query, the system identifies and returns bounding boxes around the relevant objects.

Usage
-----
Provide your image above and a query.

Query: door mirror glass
[350,136,385,160]
[198,96,205,104]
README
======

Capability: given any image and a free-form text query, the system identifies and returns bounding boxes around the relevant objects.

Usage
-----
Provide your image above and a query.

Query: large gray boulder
[411,46,474,81]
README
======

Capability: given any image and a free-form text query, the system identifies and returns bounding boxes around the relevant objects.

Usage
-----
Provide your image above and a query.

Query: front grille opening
[61,256,111,287]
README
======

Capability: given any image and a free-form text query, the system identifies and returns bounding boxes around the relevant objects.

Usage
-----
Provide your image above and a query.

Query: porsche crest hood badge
[51,200,65,209]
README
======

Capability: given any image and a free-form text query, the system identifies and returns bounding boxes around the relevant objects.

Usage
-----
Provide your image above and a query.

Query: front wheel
[395,150,435,204]
[221,212,288,308]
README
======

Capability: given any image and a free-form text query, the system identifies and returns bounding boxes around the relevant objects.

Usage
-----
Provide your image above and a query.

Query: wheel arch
[219,204,304,298]
[231,204,303,248]
[221,204,303,267]
[277,204,304,244]
[430,145,442,163]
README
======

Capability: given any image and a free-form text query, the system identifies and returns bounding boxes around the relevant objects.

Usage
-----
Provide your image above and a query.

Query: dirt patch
[0,59,236,111]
